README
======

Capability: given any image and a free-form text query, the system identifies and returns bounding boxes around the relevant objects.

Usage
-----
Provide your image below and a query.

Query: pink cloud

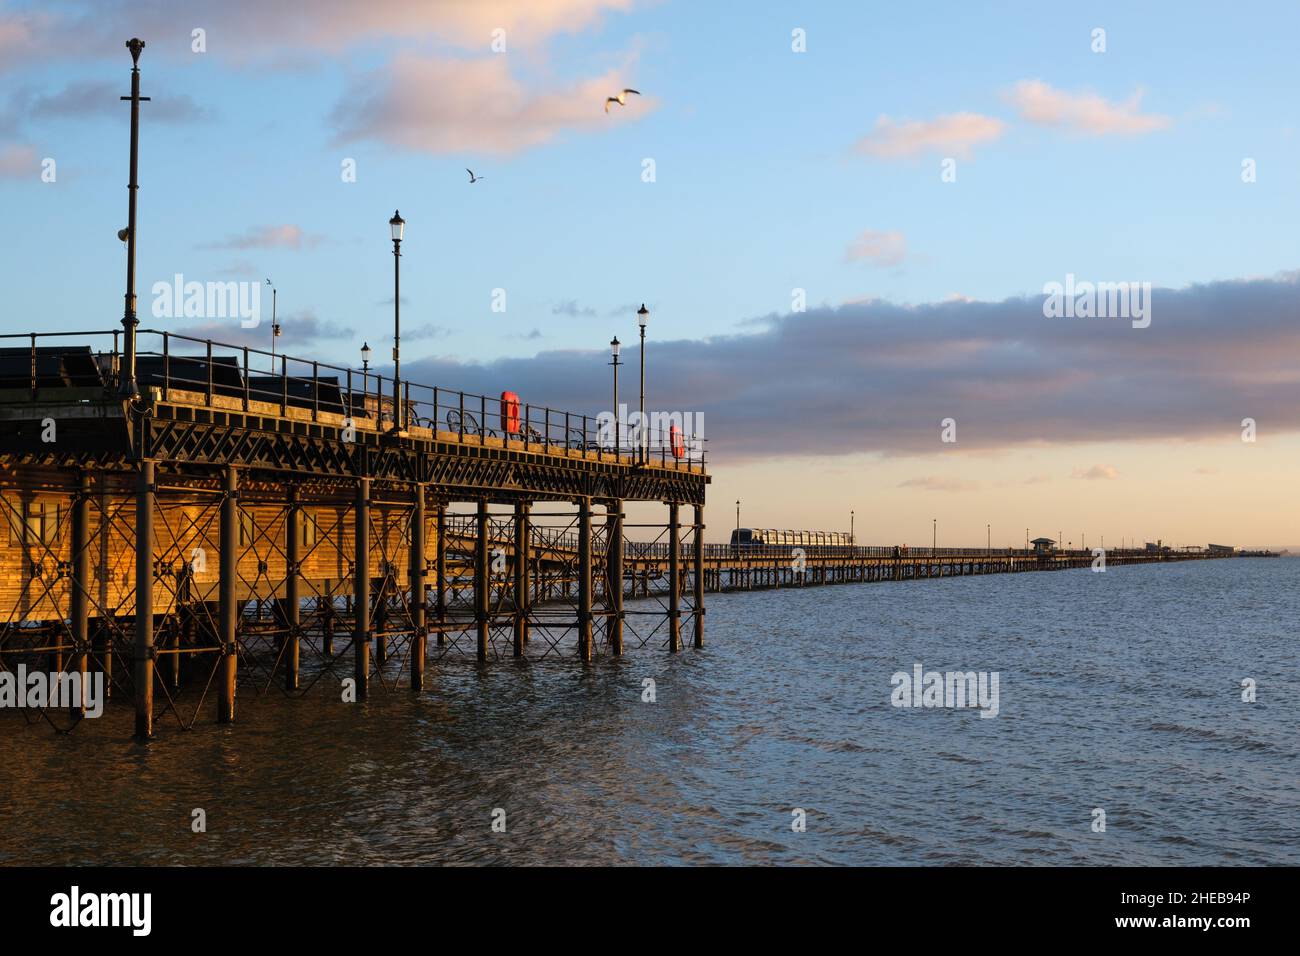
[1072,464,1120,480]
[855,112,1005,159]
[331,53,651,155]
[0,143,36,178]
[845,229,908,268]
[198,224,325,250]
[898,477,981,493]
[1008,80,1171,136]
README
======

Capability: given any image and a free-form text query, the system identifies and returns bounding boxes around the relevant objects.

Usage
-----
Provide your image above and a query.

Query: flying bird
[466,168,484,183]
[604,89,640,113]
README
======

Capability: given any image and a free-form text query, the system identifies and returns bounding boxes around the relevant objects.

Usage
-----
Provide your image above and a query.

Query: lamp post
[360,341,371,413]
[266,278,279,368]
[987,523,990,554]
[609,336,622,453]
[735,500,740,534]
[850,510,855,545]
[389,210,405,434]
[932,518,936,553]
[119,38,149,397]
[637,304,648,463]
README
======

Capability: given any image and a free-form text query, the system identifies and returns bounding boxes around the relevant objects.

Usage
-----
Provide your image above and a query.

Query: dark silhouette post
[120,38,150,397]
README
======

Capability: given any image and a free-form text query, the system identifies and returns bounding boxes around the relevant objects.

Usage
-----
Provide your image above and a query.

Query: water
[2,559,1296,865]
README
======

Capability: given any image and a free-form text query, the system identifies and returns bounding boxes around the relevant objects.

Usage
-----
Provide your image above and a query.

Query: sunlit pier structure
[0,331,710,737]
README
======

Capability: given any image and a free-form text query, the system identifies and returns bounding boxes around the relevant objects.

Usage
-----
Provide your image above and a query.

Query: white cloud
[855,112,1005,159]
[1008,80,1171,136]
[846,230,908,268]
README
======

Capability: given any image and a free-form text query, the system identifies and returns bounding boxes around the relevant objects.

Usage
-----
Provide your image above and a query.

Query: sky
[2,0,1299,546]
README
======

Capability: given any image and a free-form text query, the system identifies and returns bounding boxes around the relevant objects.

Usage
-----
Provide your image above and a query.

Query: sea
[1,558,1295,865]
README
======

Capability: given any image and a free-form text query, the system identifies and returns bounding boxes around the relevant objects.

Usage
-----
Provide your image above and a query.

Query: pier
[0,332,1234,739]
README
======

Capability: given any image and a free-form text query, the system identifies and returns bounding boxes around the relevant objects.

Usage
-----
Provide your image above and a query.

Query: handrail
[0,328,708,470]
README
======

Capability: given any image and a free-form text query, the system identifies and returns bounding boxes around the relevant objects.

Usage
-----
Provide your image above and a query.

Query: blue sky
[3,1,1296,360]
[4,1,1300,544]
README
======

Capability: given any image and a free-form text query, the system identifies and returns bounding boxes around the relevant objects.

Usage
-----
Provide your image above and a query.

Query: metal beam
[476,499,489,661]
[668,501,682,652]
[354,477,370,699]
[217,465,238,723]
[133,459,154,738]
[578,497,593,662]
[410,483,426,691]
[70,470,90,718]
[284,485,300,691]
[606,499,623,656]
[513,500,530,657]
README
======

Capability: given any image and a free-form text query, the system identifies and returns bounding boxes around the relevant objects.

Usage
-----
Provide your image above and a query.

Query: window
[300,513,319,548]
[239,512,256,547]
[5,499,59,546]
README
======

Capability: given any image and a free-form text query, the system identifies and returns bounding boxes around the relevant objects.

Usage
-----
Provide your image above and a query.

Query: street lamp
[987,523,990,554]
[389,209,405,434]
[361,340,372,402]
[609,336,622,454]
[266,279,279,368]
[736,499,741,533]
[119,38,148,398]
[850,510,855,545]
[637,304,648,463]
[932,518,937,553]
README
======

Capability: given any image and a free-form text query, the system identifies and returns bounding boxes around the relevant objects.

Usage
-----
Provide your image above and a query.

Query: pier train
[729,527,855,554]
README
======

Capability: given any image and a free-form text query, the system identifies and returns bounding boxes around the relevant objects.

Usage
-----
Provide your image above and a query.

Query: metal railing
[0,328,708,470]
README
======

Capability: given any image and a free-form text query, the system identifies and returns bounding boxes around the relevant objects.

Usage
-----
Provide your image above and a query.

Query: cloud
[198,225,326,251]
[169,310,353,349]
[404,323,450,342]
[1072,464,1119,480]
[855,112,1005,159]
[1008,80,1171,136]
[898,477,981,492]
[330,53,651,155]
[846,230,908,268]
[553,299,597,317]
[25,81,214,123]
[2,1,639,69]
[0,143,36,178]
[394,270,1300,463]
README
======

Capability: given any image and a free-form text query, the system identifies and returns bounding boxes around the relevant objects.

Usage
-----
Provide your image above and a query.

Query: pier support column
[693,504,704,649]
[606,500,623,656]
[217,465,238,724]
[133,460,155,739]
[354,478,370,700]
[475,500,490,661]
[410,484,426,691]
[578,497,594,662]
[434,502,447,645]
[70,471,91,718]
[513,501,530,657]
[668,502,682,652]
[284,486,300,691]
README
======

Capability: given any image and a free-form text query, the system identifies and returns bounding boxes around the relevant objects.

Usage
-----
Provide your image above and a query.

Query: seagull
[604,88,640,113]
[466,168,484,183]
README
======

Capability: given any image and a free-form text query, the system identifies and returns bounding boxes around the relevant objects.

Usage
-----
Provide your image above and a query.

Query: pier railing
[0,329,708,469]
